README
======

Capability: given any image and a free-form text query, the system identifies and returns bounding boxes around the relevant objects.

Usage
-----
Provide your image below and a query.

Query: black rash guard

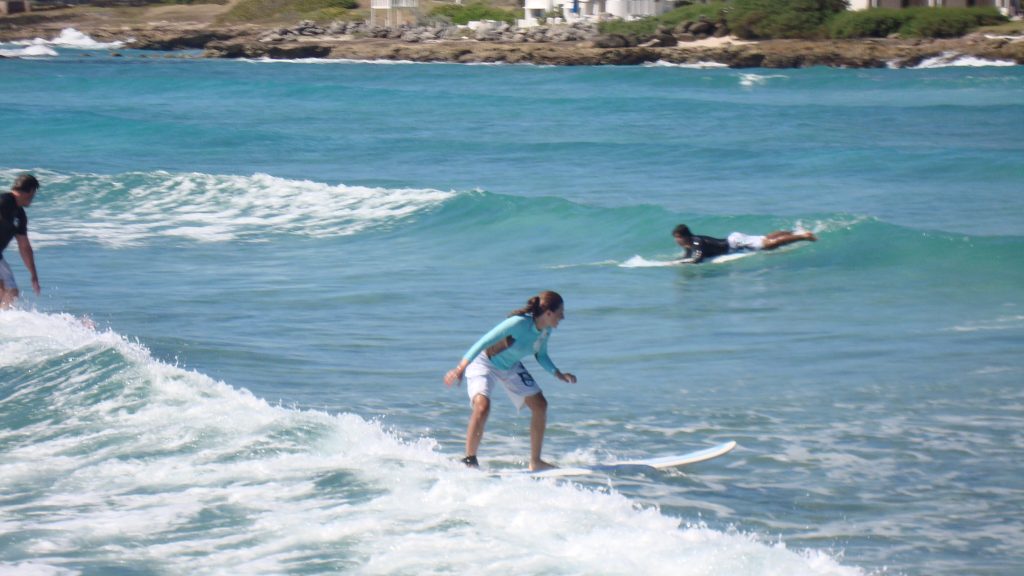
[684,234,730,263]
[0,193,28,260]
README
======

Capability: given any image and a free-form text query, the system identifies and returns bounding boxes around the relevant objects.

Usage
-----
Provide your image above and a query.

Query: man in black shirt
[672,223,816,264]
[1,174,41,308]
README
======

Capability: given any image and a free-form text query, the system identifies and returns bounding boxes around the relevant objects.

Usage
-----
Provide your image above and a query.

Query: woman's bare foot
[529,459,556,472]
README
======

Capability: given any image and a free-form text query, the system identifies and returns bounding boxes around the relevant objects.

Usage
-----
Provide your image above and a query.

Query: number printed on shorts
[516,366,536,388]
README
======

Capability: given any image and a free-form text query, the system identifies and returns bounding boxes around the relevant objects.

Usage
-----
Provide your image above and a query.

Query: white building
[521,0,673,27]
[846,0,1017,16]
[524,0,1019,25]
[370,0,419,27]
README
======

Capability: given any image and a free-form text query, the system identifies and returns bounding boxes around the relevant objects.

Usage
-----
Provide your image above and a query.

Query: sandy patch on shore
[677,36,756,48]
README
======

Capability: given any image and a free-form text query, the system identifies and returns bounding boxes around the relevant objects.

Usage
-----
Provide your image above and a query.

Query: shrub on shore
[598,16,659,36]
[827,8,910,38]
[428,2,518,25]
[660,2,730,27]
[899,7,1006,38]
[221,0,358,23]
[729,0,848,39]
[597,2,728,36]
[598,2,1005,41]
[829,7,1007,39]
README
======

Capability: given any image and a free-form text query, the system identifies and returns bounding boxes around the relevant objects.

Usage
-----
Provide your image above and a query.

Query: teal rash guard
[463,315,559,375]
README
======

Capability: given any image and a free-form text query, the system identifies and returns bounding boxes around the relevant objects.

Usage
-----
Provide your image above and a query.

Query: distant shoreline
[2,9,1023,68]
[201,35,1024,68]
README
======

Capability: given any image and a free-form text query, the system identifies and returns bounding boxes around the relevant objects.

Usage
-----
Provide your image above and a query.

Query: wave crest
[18,170,454,247]
[13,27,129,50]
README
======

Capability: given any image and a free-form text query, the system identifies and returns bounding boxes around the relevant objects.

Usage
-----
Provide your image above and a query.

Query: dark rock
[689,21,714,36]
[130,30,242,50]
[591,34,629,49]
[651,33,677,48]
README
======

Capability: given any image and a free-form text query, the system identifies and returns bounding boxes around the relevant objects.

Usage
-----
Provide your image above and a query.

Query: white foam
[0,44,59,58]
[620,255,678,268]
[948,314,1024,333]
[645,59,729,69]
[242,58,543,67]
[0,310,864,575]
[546,259,620,269]
[913,51,1018,68]
[243,57,433,65]
[14,27,128,50]
[782,215,870,236]
[739,73,787,87]
[22,170,455,247]
[0,562,76,576]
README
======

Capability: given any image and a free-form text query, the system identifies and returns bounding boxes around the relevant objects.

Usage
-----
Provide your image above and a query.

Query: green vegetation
[597,2,729,36]
[81,0,226,5]
[827,7,910,38]
[220,0,358,23]
[829,7,1007,39]
[213,0,1008,38]
[659,2,730,27]
[595,1,1005,41]
[428,1,518,25]
[598,16,659,36]
[729,0,847,39]
[158,0,230,5]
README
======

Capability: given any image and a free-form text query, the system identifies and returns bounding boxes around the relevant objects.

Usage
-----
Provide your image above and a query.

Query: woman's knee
[527,392,547,412]
[471,394,491,416]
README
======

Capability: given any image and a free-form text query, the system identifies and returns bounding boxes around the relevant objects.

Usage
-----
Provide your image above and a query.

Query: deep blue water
[1,44,1022,576]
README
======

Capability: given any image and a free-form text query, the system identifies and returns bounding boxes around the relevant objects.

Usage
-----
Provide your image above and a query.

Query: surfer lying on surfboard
[672,223,816,264]
[444,290,577,472]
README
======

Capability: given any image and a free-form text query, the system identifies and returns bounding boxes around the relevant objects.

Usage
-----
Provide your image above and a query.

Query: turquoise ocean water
[1,39,1023,575]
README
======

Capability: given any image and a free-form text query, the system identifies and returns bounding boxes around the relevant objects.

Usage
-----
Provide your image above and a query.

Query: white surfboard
[708,252,758,264]
[521,440,737,478]
[619,254,756,268]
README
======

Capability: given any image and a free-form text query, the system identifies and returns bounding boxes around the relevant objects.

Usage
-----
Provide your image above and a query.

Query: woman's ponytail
[508,291,563,318]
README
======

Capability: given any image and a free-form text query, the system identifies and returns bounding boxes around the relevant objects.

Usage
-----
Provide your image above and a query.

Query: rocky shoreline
[2,13,1023,68]
[202,33,1024,68]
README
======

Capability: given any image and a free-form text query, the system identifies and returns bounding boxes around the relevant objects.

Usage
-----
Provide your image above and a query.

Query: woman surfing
[444,291,577,472]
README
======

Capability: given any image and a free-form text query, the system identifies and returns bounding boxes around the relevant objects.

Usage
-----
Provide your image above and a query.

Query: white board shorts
[727,232,765,251]
[0,259,16,291]
[465,353,542,411]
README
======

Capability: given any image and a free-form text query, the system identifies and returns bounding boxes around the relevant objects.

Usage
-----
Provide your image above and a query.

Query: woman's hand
[444,361,468,388]
[556,371,577,384]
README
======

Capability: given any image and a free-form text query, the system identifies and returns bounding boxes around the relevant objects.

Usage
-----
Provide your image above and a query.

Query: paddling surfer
[672,223,816,264]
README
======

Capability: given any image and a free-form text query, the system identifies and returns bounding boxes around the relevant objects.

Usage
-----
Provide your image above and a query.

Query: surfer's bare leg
[465,393,490,461]
[0,286,18,309]
[524,392,554,471]
[762,230,817,250]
